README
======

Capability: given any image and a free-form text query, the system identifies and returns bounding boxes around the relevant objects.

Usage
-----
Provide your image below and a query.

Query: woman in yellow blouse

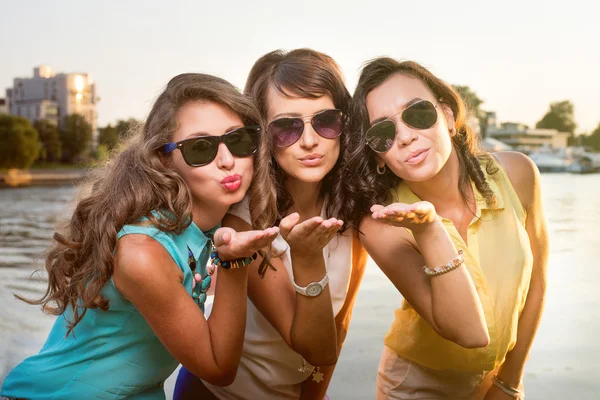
[344,58,548,399]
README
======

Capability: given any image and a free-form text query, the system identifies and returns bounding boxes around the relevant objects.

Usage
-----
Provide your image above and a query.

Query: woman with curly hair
[1,73,279,399]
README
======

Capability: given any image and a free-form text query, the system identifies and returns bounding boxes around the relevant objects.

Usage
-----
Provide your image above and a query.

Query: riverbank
[0,167,89,187]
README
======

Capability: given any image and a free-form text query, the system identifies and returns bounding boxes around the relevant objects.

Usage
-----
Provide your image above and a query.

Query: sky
[1,0,599,133]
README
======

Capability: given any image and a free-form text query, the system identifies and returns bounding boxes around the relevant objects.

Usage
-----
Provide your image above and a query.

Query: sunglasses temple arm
[164,142,178,154]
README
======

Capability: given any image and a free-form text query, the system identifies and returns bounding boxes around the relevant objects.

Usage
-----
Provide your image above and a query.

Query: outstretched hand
[213,226,279,261]
[371,201,437,233]
[279,213,343,258]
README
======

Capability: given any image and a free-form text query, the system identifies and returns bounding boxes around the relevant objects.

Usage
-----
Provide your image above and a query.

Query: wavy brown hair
[244,49,352,232]
[344,59,497,230]
[18,73,261,336]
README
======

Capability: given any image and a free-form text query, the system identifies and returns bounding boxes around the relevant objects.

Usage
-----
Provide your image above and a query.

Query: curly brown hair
[343,58,497,230]
[244,49,353,232]
[19,73,261,336]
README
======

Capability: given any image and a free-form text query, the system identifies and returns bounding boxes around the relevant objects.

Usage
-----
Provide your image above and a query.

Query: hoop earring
[377,164,387,175]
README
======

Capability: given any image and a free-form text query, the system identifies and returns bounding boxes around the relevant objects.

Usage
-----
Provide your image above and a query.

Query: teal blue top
[1,219,217,400]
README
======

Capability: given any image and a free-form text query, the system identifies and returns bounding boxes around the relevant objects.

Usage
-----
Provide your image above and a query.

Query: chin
[296,169,332,183]
[393,162,440,182]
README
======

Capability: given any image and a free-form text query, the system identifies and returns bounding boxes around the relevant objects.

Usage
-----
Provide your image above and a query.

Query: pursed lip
[405,148,429,163]
[299,153,324,161]
[221,174,241,184]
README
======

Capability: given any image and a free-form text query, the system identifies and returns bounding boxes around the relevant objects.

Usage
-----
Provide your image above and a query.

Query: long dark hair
[244,48,353,233]
[19,73,261,336]
[344,58,497,230]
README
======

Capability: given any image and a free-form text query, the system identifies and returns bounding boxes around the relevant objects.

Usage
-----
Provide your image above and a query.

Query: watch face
[306,283,322,297]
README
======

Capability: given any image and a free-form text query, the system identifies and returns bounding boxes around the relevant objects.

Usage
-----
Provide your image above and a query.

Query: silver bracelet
[422,250,464,276]
[492,374,521,398]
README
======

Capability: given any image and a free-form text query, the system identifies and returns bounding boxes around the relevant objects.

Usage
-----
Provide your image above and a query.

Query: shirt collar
[183,222,220,262]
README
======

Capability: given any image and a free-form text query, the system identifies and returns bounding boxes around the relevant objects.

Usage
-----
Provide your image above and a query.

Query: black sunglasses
[164,125,260,167]
[267,109,344,147]
[365,100,439,153]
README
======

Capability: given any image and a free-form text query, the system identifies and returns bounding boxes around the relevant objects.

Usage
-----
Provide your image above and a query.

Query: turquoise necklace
[188,245,212,311]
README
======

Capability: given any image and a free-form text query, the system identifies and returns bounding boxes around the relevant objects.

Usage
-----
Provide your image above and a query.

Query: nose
[215,142,235,170]
[394,117,418,147]
[298,120,319,150]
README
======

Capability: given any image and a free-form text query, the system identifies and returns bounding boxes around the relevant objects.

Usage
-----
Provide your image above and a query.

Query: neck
[405,149,468,214]
[285,178,324,222]
[190,200,228,232]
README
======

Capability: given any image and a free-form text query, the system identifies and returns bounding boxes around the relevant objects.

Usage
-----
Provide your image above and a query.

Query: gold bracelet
[422,250,464,276]
[492,374,521,398]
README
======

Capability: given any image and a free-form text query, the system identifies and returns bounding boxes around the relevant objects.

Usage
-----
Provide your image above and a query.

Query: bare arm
[113,227,277,386]
[360,206,489,349]
[492,151,549,390]
[299,233,368,399]
[224,213,340,366]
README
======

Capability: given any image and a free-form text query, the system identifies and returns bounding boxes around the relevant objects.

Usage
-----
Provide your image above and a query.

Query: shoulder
[113,234,182,298]
[491,151,540,209]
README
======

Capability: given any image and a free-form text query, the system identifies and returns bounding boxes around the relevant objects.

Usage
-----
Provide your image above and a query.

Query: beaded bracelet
[492,374,521,398]
[209,242,257,270]
[422,250,464,276]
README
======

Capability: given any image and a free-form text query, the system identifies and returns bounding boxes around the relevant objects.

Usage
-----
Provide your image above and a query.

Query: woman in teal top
[1,73,279,399]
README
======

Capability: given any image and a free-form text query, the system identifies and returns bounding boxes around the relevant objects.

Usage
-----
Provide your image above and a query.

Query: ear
[374,153,385,168]
[440,103,456,133]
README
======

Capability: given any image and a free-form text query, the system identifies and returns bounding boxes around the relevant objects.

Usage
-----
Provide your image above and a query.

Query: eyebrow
[184,125,243,139]
[272,108,332,120]
[369,98,426,126]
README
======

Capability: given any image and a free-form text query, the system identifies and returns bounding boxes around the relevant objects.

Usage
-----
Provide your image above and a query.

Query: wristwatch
[293,274,329,297]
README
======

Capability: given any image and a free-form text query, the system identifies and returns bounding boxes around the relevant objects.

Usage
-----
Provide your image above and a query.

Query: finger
[213,227,233,247]
[293,217,322,239]
[320,218,343,237]
[279,213,300,238]
[252,228,280,248]
[370,204,385,213]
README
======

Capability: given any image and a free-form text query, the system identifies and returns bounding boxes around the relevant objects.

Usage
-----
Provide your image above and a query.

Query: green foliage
[34,119,62,162]
[453,85,484,115]
[98,124,118,150]
[582,123,600,152]
[0,115,41,169]
[60,114,92,163]
[94,144,110,162]
[535,100,577,134]
[115,118,141,140]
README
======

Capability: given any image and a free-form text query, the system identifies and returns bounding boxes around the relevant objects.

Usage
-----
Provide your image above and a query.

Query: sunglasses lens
[269,118,304,147]
[402,101,438,129]
[224,127,260,157]
[312,110,343,139]
[366,121,396,153]
[181,137,218,166]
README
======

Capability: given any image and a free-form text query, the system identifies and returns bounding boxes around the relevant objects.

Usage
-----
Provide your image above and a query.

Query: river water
[1,174,599,399]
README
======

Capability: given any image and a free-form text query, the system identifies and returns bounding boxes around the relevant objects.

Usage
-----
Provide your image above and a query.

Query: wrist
[411,216,444,237]
[496,371,522,390]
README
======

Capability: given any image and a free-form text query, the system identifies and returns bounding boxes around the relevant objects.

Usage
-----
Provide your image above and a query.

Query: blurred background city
[1,1,599,398]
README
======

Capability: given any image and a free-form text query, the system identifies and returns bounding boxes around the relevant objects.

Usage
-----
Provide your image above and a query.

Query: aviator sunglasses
[268,109,344,147]
[365,100,439,153]
[164,125,260,167]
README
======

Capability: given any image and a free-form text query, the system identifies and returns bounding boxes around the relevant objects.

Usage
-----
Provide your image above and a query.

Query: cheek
[273,148,293,172]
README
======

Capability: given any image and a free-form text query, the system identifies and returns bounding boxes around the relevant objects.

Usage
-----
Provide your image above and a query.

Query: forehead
[365,73,434,122]
[265,85,335,120]
[173,101,243,141]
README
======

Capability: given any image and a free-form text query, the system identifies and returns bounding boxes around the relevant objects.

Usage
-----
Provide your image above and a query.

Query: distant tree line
[0,115,140,169]
[452,85,600,152]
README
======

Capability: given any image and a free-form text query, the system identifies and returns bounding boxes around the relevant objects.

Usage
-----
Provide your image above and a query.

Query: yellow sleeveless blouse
[384,157,534,372]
